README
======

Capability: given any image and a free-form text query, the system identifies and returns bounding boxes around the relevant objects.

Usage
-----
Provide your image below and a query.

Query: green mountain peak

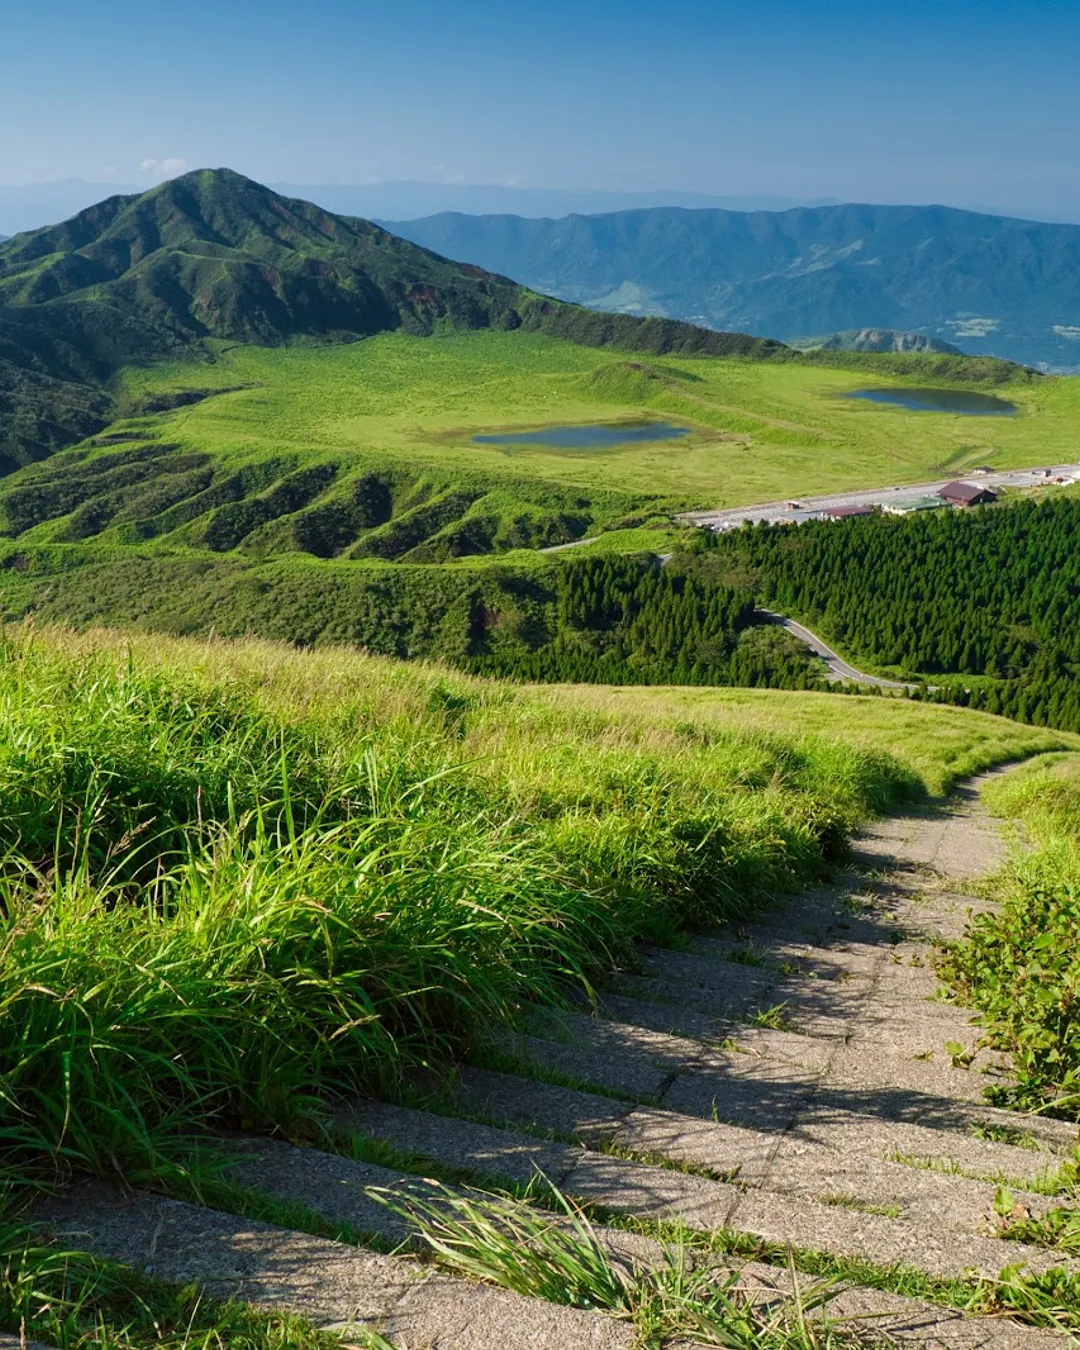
[0,170,780,468]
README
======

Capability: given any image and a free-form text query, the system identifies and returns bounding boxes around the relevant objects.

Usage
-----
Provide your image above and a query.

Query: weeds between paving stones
[968,1122,1045,1151]
[588,1206,1080,1339]
[887,1148,1068,1197]
[992,1188,1080,1257]
[749,1001,798,1032]
[367,1178,861,1348]
[157,1128,1080,1337]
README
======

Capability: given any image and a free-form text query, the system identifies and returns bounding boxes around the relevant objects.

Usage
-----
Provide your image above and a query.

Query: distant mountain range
[0,170,780,468]
[6,179,1080,240]
[384,205,1080,371]
[0,180,845,238]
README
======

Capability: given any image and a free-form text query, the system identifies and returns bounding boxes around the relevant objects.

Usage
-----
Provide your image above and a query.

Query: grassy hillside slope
[2,623,1071,1197]
[0,626,902,1186]
[943,755,1080,1119]
[551,681,1076,797]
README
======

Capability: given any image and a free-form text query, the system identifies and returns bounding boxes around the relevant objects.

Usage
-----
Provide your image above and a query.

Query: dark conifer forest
[702,497,1080,730]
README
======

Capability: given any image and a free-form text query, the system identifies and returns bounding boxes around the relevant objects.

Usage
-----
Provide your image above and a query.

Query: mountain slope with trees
[384,203,1080,371]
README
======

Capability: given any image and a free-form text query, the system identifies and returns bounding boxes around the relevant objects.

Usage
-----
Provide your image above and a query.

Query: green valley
[5,173,1080,1350]
[0,174,1078,711]
[107,331,1077,505]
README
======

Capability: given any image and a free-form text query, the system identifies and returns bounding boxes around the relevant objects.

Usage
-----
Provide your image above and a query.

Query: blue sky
[3,0,1077,211]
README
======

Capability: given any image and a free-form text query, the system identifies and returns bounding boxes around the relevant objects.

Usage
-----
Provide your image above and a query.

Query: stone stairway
[28,774,1080,1348]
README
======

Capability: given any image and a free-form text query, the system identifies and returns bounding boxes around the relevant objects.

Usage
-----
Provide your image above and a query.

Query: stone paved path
[32,773,1080,1348]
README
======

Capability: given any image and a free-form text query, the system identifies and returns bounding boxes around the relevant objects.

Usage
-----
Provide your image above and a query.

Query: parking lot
[680,463,1080,530]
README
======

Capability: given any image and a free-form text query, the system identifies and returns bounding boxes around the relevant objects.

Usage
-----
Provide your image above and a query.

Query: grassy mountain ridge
[0,170,781,468]
[383,203,1080,370]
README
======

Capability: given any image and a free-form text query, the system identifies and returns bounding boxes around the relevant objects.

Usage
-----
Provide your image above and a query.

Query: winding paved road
[760,610,917,688]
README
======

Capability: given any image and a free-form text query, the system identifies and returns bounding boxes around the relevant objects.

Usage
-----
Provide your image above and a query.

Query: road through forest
[761,610,918,688]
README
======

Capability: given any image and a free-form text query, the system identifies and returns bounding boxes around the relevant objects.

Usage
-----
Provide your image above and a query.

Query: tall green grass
[941,754,1080,1117]
[370,1179,851,1349]
[0,625,919,1197]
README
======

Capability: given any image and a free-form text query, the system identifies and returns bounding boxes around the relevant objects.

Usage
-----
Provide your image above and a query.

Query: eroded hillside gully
[22,767,1080,1349]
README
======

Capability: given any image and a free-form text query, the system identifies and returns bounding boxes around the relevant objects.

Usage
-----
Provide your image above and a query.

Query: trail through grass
[0,633,1073,1345]
[0,625,932,1203]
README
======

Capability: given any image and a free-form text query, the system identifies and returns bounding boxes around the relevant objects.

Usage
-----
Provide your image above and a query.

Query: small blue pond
[845,387,1017,416]
[474,421,691,450]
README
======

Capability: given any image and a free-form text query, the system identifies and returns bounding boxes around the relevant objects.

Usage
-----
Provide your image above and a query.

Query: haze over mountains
[0,181,842,240]
[4,176,1080,370]
[386,205,1080,371]
[5,178,1080,240]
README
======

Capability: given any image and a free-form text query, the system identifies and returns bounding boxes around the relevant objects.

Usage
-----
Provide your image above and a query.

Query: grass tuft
[368,1178,858,1348]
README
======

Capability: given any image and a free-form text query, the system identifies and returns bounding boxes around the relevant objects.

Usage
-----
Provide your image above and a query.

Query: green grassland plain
[116,331,1080,514]
[5,330,1079,686]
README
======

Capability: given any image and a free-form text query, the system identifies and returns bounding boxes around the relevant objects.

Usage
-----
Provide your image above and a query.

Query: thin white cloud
[140,157,189,180]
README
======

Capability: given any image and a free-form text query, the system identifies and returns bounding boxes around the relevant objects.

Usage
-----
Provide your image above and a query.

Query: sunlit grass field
[545,681,1079,796]
[116,331,1080,510]
[4,626,1075,1345]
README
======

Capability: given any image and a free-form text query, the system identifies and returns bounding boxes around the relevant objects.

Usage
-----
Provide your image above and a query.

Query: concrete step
[504,1011,1077,1159]
[594,992,1011,1111]
[226,1128,1075,1348]
[37,1180,637,1349]
[608,962,970,1045]
[458,1062,1064,1227]
[736,1261,1069,1349]
[342,1098,1073,1282]
[225,1135,1073,1347]
[37,1155,1066,1349]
